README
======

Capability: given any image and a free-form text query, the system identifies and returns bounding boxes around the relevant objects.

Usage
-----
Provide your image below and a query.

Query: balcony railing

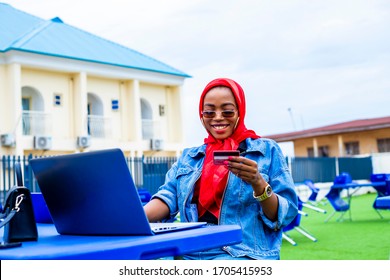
[87,115,112,138]
[22,111,52,135]
[20,112,156,140]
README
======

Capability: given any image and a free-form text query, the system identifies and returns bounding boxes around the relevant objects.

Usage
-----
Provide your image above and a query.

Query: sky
[3,0,390,155]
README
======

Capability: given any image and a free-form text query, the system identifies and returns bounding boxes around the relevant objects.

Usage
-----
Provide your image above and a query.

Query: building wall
[140,82,168,140]
[293,128,390,157]
[0,64,20,134]
[0,65,8,132]
[22,68,72,138]
[88,76,122,140]
[166,85,183,143]
[0,58,186,156]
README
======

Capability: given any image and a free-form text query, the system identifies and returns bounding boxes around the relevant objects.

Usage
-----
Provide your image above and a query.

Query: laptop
[29,148,206,235]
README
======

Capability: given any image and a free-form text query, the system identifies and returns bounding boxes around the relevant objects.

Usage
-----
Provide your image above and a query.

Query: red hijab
[197,78,260,218]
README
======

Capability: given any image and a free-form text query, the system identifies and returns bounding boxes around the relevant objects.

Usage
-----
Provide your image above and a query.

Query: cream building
[0,3,190,157]
[266,116,390,157]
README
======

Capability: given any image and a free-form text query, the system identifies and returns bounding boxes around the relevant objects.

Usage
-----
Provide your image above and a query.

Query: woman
[144,78,298,260]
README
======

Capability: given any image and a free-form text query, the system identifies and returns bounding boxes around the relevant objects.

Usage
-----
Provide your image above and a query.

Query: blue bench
[374,196,390,209]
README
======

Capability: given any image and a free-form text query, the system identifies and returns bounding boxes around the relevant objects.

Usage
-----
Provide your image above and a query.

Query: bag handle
[0,162,29,231]
[0,210,17,228]
[0,193,24,228]
[14,162,23,186]
[1,162,24,215]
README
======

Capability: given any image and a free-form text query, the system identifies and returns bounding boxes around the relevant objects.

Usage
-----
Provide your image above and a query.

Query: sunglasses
[201,110,236,118]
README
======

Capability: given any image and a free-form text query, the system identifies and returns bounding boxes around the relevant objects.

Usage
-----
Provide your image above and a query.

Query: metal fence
[0,153,376,204]
[0,154,177,205]
[289,156,373,183]
[289,157,337,183]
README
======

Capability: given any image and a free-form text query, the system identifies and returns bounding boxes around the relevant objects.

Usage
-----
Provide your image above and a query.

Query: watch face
[266,186,273,196]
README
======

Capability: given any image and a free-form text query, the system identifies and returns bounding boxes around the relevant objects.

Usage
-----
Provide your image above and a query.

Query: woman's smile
[211,123,230,132]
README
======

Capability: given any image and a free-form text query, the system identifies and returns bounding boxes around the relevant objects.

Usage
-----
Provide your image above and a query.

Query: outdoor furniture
[137,188,152,205]
[301,201,327,214]
[299,179,327,213]
[325,174,351,222]
[374,196,390,209]
[370,174,390,195]
[326,172,390,221]
[303,179,320,204]
[0,223,242,260]
[371,175,390,218]
[282,198,317,246]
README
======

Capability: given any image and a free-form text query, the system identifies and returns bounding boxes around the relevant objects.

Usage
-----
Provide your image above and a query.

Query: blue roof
[0,3,190,78]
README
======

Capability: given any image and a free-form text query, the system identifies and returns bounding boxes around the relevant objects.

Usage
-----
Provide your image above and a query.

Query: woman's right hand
[144,198,170,222]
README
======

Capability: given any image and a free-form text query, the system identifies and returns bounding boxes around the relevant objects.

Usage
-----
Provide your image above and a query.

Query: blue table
[329,181,386,220]
[331,181,386,190]
[331,181,386,200]
[0,223,242,260]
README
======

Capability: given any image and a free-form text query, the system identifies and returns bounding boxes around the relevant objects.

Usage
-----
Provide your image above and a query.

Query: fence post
[287,156,292,175]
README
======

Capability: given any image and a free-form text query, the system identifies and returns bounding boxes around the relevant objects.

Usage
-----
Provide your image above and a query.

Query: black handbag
[0,162,38,243]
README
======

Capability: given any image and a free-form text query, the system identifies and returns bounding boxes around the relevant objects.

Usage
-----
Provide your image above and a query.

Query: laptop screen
[30,149,154,235]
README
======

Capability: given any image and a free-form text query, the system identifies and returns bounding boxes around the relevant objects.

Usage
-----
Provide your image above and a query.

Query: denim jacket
[152,137,298,260]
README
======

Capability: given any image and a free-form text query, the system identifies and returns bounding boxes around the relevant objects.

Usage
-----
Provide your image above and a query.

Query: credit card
[213,151,240,165]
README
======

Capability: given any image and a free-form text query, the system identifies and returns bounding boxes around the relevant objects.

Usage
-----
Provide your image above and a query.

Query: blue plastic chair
[371,175,390,218]
[333,172,353,184]
[282,197,317,246]
[370,174,390,195]
[301,179,329,209]
[374,196,390,209]
[304,179,320,203]
[137,188,152,205]
[325,173,351,222]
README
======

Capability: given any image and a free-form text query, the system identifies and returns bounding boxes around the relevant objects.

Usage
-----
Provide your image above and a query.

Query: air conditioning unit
[150,139,164,151]
[1,133,15,147]
[77,136,91,149]
[34,136,52,150]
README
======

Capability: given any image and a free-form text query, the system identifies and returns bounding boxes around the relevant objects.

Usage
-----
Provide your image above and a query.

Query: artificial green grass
[280,193,390,260]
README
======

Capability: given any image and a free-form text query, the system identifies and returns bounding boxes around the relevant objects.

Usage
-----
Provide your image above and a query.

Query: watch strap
[253,184,272,202]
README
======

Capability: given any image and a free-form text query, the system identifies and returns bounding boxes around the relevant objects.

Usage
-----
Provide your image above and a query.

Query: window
[345,141,360,156]
[307,146,329,157]
[318,146,329,157]
[22,97,31,110]
[307,147,314,157]
[377,138,390,153]
[21,97,32,135]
